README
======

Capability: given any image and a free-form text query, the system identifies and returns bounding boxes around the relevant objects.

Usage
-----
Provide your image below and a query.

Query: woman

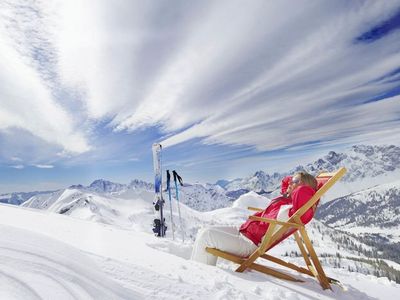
[191,172,318,265]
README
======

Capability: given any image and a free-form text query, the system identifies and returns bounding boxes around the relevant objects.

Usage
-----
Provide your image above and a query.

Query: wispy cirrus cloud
[10,165,24,170]
[0,0,90,158]
[33,164,54,169]
[51,0,400,152]
[1,0,400,190]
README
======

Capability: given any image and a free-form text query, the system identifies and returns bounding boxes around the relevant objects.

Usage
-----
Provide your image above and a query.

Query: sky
[1,0,400,193]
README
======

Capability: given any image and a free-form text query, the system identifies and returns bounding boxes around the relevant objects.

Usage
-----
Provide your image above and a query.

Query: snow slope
[0,224,139,299]
[1,191,400,299]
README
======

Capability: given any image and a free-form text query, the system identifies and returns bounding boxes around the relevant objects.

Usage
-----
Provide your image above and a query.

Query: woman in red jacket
[191,172,318,265]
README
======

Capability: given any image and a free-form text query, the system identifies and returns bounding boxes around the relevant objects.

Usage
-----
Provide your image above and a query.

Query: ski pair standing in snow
[152,142,185,241]
[152,143,166,237]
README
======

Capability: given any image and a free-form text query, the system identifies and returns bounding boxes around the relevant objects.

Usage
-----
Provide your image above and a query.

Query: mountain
[316,180,400,265]
[214,179,230,189]
[0,190,56,205]
[87,179,126,193]
[225,171,283,193]
[128,178,153,190]
[316,180,400,230]
[22,183,233,215]
[221,144,400,199]
[174,183,233,212]
[304,145,400,181]
[11,144,400,213]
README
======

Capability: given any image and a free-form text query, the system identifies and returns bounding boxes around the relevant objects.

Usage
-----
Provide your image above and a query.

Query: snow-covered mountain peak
[88,179,126,193]
[221,144,400,197]
[305,144,400,178]
[128,179,153,190]
[317,179,400,230]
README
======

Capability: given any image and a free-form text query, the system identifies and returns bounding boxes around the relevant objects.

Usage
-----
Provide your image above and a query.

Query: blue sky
[1,0,400,193]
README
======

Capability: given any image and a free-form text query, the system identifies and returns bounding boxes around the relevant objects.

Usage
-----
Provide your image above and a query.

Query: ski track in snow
[0,223,140,300]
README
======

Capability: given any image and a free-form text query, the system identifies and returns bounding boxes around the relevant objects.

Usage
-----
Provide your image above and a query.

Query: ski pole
[166,170,175,240]
[172,170,185,242]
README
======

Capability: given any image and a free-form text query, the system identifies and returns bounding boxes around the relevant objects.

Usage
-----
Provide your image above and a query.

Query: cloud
[0,0,90,156]
[2,0,400,173]
[34,164,54,169]
[10,165,24,169]
[155,1,400,151]
[52,0,400,153]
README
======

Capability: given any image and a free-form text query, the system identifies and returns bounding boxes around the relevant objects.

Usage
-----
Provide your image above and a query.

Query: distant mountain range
[6,143,400,283]
[316,180,400,263]
[317,180,400,229]
[2,144,400,211]
[19,178,233,213]
[219,144,400,193]
[0,190,56,205]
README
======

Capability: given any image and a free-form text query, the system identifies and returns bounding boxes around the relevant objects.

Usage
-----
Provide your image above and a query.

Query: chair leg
[294,231,320,279]
[299,227,331,290]
[235,248,261,272]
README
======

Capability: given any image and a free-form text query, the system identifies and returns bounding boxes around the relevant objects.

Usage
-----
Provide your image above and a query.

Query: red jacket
[239,185,316,246]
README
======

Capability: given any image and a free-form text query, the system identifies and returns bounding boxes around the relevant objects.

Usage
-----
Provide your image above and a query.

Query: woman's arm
[288,185,315,223]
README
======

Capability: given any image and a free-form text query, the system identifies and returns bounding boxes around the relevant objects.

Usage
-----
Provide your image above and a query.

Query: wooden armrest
[249,216,302,228]
[247,206,263,211]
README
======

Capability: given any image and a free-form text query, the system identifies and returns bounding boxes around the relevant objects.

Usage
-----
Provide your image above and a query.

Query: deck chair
[206,167,347,290]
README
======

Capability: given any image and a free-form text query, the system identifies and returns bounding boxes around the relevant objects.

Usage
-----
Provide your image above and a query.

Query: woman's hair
[295,171,317,190]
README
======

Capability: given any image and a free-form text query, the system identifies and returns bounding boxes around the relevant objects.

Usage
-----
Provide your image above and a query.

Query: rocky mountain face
[316,181,400,229]
[220,144,400,193]
[304,145,400,181]
[175,183,233,212]
[316,180,400,267]
[224,171,283,193]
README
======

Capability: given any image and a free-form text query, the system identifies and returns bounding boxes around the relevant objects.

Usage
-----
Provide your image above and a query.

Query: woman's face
[287,174,301,194]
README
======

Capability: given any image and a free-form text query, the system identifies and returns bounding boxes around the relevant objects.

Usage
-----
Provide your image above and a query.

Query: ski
[172,170,185,242]
[152,143,167,237]
[166,170,175,240]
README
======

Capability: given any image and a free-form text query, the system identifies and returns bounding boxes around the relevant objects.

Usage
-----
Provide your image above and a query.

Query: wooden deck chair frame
[206,167,347,290]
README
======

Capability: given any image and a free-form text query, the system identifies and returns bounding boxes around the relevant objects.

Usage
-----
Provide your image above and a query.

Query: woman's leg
[191,226,257,266]
[206,225,240,236]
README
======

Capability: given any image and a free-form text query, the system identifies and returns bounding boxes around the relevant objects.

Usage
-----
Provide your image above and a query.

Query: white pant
[191,226,258,266]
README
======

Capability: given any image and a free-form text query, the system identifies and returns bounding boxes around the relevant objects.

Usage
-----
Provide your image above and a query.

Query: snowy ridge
[23,179,233,213]
[13,144,400,212]
[0,190,56,205]
[222,144,400,200]
[316,180,400,242]
[317,180,400,229]
[176,183,233,212]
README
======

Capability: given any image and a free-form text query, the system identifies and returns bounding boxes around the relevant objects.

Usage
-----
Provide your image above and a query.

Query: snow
[231,191,271,209]
[0,224,139,299]
[1,190,400,299]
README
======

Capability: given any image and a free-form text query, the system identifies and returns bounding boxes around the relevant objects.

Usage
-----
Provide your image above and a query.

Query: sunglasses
[291,178,301,184]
